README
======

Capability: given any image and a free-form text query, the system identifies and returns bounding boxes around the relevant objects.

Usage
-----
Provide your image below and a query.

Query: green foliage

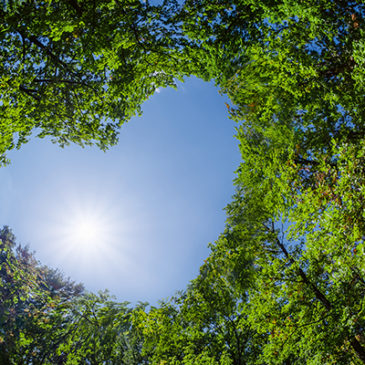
[2,0,365,363]
[0,226,84,364]
[0,0,185,165]
[37,292,143,364]
[178,0,365,362]
[207,0,365,363]
[0,227,147,364]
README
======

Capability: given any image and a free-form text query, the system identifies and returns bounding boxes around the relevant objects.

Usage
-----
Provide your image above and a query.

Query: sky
[0,77,240,305]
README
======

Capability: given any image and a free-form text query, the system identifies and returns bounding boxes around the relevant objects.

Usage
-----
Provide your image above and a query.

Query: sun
[44,195,131,276]
[69,214,104,247]
[53,199,119,261]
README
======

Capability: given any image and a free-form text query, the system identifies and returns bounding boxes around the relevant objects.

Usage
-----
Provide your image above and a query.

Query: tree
[182,0,365,362]
[0,226,146,364]
[133,236,263,365]
[0,226,84,364]
[0,0,185,165]
[37,291,140,365]
[2,0,365,363]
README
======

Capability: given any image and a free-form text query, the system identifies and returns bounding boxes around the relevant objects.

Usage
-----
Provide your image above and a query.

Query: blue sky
[0,77,240,305]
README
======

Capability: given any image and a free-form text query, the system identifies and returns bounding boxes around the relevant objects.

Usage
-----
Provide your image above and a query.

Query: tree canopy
[0,0,186,165]
[1,0,365,363]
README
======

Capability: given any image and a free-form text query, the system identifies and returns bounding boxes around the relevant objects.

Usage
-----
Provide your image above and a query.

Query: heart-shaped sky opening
[0,77,240,305]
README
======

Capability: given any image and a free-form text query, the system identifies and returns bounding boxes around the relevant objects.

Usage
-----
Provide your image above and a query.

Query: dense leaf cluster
[0,0,186,165]
[1,0,365,363]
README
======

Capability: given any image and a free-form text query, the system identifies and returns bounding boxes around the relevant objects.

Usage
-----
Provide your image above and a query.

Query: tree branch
[19,85,40,101]
[265,223,365,362]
